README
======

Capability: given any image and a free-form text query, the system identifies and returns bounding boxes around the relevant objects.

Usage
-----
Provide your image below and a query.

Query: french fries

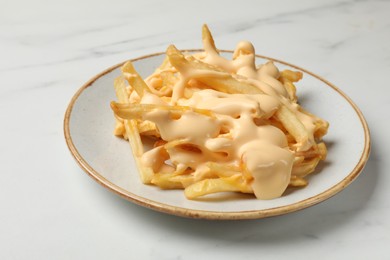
[167,45,263,95]
[111,25,328,200]
[113,76,153,183]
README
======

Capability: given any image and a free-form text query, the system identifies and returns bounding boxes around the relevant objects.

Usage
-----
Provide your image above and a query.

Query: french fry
[151,162,193,189]
[151,172,186,189]
[113,76,152,183]
[111,102,215,120]
[167,45,263,95]
[205,162,241,178]
[165,138,194,149]
[197,73,263,95]
[294,142,327,160]
[283,81,297,102]
[280,70,303,83]
[121,61,150,97]
[202,24,219,55]
[289,175,308,187]
[160,71,177,89]
[138,121,159,137]
[113,77,143,155]
[113,76,129,103]
[113,120,125,136]
[110,24,328,200]
[292,157,321,177]
[275,105,313,151]
[184,174,252,199]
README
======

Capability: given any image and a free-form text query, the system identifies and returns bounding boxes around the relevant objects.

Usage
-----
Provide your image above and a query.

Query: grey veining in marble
[0,0,389,259]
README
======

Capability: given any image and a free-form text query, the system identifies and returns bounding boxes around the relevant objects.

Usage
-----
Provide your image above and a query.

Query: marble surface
[0,0,388,259]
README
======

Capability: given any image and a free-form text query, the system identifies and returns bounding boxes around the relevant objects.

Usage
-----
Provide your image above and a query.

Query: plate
[64,50,370,220]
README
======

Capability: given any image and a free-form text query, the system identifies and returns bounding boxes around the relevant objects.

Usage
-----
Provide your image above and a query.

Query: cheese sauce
[139,42,317,199]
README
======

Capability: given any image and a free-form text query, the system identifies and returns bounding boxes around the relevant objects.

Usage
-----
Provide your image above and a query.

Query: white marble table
[1,0,388,259]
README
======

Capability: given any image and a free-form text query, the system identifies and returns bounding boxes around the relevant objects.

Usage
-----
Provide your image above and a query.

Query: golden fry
[167,45,263,95]
[184,174,252,199]
[113,75,152,183]
[275,105,313,151]
[121,61,150,97]
[280,70,303,82]
[111,25,328,199]
[292,157,322,177]
[110,102,215,120]
[289,175,308,187]
[202,24,219,55]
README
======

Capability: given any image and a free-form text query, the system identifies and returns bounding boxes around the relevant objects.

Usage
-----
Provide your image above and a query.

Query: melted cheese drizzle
[140,41,317,199]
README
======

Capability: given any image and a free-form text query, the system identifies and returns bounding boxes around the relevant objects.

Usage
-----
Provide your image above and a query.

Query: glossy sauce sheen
[140,42,316,199]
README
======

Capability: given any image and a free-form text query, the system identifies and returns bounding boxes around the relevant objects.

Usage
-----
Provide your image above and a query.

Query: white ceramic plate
[64,51,370,220]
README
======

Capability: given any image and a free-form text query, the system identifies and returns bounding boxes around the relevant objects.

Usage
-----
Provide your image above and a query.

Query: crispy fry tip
[110,101,119,112]
[166,44,178,54]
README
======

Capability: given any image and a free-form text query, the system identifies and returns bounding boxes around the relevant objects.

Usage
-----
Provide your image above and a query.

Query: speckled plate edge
[64,50,371,220]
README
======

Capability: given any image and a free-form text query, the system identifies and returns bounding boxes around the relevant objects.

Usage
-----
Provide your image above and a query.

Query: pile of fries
[110,25,328,200]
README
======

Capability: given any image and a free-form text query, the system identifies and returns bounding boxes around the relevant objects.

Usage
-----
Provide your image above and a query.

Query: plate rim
[64,50,371,220]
